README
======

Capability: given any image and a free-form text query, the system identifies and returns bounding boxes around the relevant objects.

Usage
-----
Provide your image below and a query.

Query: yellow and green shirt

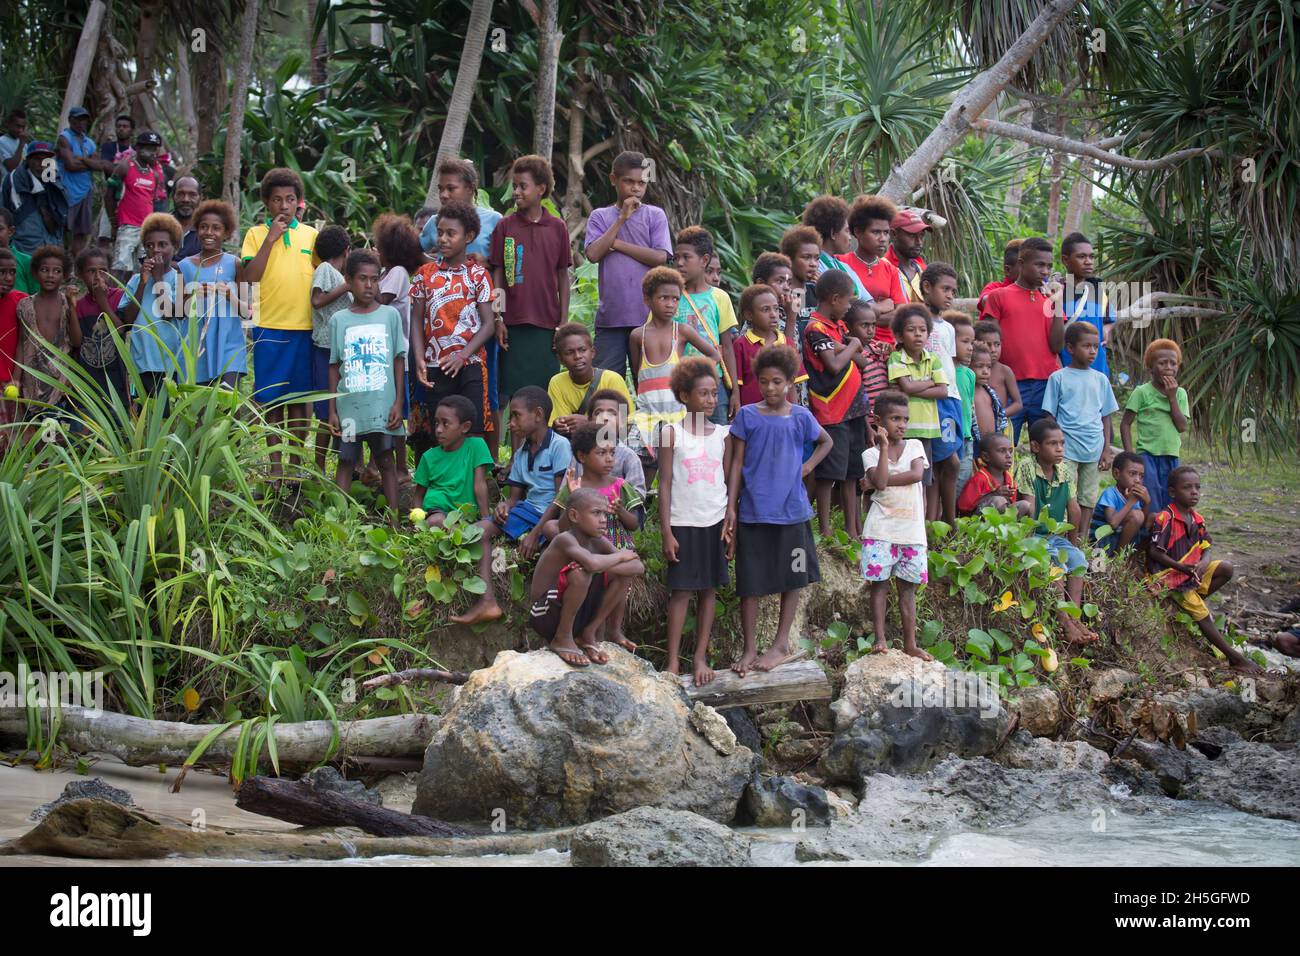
[241,221,319,330]
[887,349,949,439]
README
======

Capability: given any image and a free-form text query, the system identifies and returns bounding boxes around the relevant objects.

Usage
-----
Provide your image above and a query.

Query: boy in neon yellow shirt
[241,167,319,482]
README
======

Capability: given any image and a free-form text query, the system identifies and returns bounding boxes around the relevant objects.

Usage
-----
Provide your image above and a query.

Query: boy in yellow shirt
[241,168,319,482]
[547,322,632,437]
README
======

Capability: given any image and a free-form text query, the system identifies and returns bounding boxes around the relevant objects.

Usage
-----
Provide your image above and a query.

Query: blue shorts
[501,500,545,540]
[1013,378,1050,445]
[485,339,499,410]
[955,438,974,496]
[932,396,964,463]
[1141,452,1179,515]
[1042,534,1087,573]
[311,344,332,421]
[252,327,314,405]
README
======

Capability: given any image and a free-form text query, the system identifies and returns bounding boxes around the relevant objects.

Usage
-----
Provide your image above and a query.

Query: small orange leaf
[367,647,390,666]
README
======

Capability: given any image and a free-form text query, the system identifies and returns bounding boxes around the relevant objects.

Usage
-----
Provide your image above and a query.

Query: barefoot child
[973,320,1022,437]
[540,422,644,559]
[725,345,832,675]
[411,395,494,529]
[14,244,81,410]
[919,262,963,523]
[887,303,949,514]
[1014,418,1097,644]
[122,214,184,396]
[1043,322,1118,515]
[1091,451,1150,552]
[803,269,864,538]
[327,250,405,514]
[310,225,352,469]
[957,433,1032,517]
[660,357,732,686]
[860,390,931,658]
[528,488,645,668]
[674,226,740,423]
[628,266,719,483]
[1147,466,1261,674]
[1121,338,1188,514]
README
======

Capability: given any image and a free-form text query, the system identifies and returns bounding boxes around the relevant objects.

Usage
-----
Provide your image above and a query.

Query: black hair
[846,194,898,236]
[1061,231,1090,257]
[314,225,351,261]
[891,302,932,338]
[845,298,876,327]
[437,394,477,425]
[752,251,792,285]
[920,261,958,291]
[753,343,798,381]
[114,113,134,126]
[75,246,110,272]
[0,208,15,228]
[872,389,909,418]
[1168,465,1199,488]
[814,268,855,302]
[611,150,647,176]
[344,248,380,277]
[588,387,629,412]
[1112,451,1145,473]
[567,486,607,513]
[1019,236,1053,259]
[510,385,551,419]
[801,195,850,243]
[1064,321,1099,348]
[1028,418,1064,444]
[437,199,480,239]
[978,431,1010,458]
[570,421,607,458]
[974,319,1002,340]
[260,167,304,202]
[675,225,714,259]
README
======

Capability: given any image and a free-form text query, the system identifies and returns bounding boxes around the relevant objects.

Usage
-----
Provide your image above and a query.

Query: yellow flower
[1048,565,1065,580]
[182,688,200,712]
[1031,622,1048,641]
[993,591,1018,612]
[409,507,427,524]
[425,564,441,583]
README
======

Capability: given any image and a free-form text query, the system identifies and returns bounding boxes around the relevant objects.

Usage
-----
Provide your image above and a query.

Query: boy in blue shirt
[1058,232,1116,376]
[1042,323,1118,514]
[460,386,573,625]
[1091,451,1150,554]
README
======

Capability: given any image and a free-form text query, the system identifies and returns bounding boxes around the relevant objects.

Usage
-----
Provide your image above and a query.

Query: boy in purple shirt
[584,151,672,379]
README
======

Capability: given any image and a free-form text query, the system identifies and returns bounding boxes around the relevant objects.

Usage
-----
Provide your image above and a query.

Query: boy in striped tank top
[628,266,719,484]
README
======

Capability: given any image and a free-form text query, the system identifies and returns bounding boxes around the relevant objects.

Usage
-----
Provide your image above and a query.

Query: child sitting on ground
[1091,450,1150,553]
[725,344,833,675]
[547,322,631,436]
[1014,418,1098,645]
[629,266,719,483]
[957,433,1031,517]
[1121,338,1188,514]
[1147,466,1261,674]
[732,283,806,408]
[860,390,931,659]
[327,249,406,515]
[887,303,949,514]
[540,421,644,554]
[1043,322,1118,514]
[659,357,732,687]
[528,487,646,668]
[973,320,1022,437]
[581,387,647,496]
[803,269,865,538]
[411,394,494,527]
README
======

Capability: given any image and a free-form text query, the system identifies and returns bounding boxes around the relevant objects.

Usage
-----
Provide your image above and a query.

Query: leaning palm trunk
[424,0,496,209]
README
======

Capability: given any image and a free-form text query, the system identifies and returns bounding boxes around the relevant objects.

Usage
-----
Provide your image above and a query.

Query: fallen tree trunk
[235,775,461,837]
[362,668,469,690]
[0,799,570,861]
[678,659,831,710]
[0,706,438,768]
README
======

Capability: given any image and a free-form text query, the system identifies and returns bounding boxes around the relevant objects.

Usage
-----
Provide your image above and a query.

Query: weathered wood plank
[678,659,831,709]
[234,775,461,837]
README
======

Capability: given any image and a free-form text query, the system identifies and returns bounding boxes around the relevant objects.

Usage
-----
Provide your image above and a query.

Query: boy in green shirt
[887,304,948,501]
[412,394,494,525]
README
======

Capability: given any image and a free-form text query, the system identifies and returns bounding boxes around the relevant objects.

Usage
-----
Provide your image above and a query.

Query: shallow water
[2,761,1297,867]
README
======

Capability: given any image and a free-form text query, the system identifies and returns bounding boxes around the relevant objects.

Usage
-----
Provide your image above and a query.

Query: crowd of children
[0,115,1268,680]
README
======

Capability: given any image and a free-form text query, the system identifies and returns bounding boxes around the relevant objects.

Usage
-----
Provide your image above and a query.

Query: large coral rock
[411,646,756,829]
[569,806,752,867]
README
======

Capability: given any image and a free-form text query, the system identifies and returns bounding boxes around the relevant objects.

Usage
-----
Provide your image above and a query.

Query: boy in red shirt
[978,238,1022,307]
[958,433,1032,517]
[109,131,167,279]
[979,236,1064,442]
[837,194,907,344]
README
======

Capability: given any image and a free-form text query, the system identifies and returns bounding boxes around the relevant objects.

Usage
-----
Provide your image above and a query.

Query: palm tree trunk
[59,0,108,131]
[308,0,328,85]
[423,0,495,209]
[1063,160,1092,235]
[1046,114,1067,239]
[879,0,1081,203]
[532,0,561,160]
[193,0,227,157]
[222,0,263,223]
[560,23,592,234]
[132,0,163,127]
[176,38,199,171]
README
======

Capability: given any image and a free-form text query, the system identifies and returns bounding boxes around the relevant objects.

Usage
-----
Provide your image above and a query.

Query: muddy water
[2,761,1297,867]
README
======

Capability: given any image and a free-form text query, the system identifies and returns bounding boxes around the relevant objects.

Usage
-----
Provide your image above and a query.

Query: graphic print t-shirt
[328,305,406,437]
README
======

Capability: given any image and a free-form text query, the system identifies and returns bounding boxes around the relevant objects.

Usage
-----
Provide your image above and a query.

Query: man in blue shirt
[1058,231,1116,377]
[57,106,114,255]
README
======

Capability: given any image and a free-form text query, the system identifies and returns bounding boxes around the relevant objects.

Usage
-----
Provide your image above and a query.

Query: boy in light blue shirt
[1042,323,1118,512]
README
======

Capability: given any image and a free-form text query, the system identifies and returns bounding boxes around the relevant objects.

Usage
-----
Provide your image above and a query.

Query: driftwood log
[0,799,570,861]
[235,775,461,837]
[0,706,438,768]
[361,668,470,690]
[678,659,832,709]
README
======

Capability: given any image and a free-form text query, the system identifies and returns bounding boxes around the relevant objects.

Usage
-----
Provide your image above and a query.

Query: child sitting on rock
[1147,466,1261,674]
[529,487,645,668]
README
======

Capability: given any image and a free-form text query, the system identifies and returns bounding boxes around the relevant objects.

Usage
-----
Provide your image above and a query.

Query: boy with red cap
[886,209,930,303]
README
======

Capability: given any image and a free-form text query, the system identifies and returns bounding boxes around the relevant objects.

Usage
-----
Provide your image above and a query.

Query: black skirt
[666,522,729,591]
[734,520,821,597]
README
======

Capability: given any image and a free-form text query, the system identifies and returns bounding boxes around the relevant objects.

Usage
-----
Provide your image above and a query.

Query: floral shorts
[860,539,929,585]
